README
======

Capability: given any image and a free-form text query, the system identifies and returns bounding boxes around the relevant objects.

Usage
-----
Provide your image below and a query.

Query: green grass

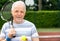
[37,28,60,32]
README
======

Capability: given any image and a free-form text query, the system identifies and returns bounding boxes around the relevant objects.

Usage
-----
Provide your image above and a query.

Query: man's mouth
[17,16,21,18]
[16,17,21,19]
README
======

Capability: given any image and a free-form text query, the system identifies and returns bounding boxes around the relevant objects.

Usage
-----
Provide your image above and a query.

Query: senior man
[0,1,39,41]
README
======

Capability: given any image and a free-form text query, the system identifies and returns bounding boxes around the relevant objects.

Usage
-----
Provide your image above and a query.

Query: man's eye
[21,11,23,13]
[15,10,18,12]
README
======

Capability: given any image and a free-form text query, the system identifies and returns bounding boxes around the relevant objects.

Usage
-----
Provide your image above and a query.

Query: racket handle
[10,25,16,38]
[10,25,14,28]
[13,36,16,38]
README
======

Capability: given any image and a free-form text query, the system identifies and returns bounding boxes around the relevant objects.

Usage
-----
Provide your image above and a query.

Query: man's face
[11,5,26,22]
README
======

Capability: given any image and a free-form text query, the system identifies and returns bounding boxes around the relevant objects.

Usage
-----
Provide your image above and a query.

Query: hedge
[25,11,60,28]
[0,11,60,29]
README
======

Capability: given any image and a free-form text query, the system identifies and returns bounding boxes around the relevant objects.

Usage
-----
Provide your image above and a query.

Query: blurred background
[0,0,60,10]
[0,0,60,32]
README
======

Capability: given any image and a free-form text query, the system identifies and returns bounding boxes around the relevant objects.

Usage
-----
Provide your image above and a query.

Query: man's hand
[8,28,16,38]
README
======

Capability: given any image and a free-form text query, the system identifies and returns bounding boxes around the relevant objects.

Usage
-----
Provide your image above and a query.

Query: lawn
[37,28,60,32]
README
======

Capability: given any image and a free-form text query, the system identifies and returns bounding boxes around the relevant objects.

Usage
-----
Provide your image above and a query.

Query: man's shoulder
[24,20,35,26]
[3,21,11,26]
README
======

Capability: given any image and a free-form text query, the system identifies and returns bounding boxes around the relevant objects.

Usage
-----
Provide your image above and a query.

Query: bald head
[11,1,26,12]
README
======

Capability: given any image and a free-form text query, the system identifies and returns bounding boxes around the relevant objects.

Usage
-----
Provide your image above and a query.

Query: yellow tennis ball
[21,35,27,41]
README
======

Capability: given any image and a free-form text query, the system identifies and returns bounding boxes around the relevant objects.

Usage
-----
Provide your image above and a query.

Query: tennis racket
[1,0,14,27]
[1,1,13,21]
[0,0,16,37]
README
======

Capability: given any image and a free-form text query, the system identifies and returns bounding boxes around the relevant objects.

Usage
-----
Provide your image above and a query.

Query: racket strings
[1,2,13,21]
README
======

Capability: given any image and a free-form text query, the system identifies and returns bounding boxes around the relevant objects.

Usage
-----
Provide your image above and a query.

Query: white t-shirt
[0,20,38,41]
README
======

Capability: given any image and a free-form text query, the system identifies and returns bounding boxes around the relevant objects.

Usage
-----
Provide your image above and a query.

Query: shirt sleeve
[0,23,6,38]
[31,24,39,37]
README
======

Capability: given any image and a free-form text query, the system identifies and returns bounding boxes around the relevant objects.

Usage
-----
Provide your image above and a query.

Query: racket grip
[10,25,16,38]
[10,25,14,28]
[13,35,16,38]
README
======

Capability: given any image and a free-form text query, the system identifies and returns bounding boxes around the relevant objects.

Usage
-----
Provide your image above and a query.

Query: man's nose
[18,12,21,15]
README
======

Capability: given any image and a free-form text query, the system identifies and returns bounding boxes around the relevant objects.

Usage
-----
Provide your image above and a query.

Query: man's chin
[16,18,22,20]
[16,19,23,21]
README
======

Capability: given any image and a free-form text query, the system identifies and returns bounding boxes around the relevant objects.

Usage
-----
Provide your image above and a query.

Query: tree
[42,0,60,10]
[0,0,7,10]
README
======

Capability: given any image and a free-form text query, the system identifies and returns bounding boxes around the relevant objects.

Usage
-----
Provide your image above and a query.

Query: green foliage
[42,0,60,10]
[0,17,6,29]
[0,0,7,10]
[0,0,60,10]
[25,11,60,28]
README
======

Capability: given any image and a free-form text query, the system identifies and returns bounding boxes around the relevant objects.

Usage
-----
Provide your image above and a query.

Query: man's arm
[32,38,39,41]
[32,33,39,41]
[0,38,6,41]
[0,23,11,41]
[31,24,39,41]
